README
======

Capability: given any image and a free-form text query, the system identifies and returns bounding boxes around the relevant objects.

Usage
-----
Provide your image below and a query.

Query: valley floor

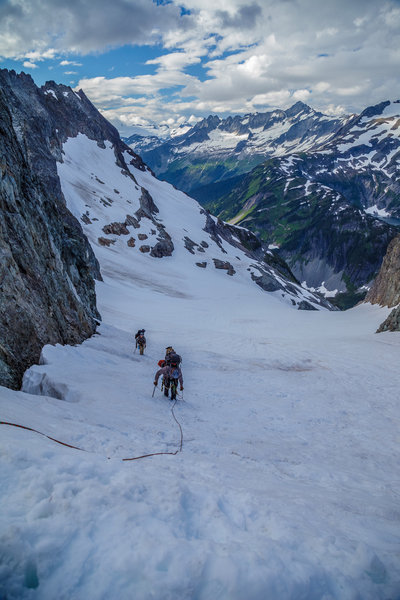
[1,273,400,600]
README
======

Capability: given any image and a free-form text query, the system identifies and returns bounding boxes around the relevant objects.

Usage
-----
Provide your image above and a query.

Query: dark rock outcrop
[213,259,236,275]
[364,235,400,332]
[98,237,115,246]
[377,306,400,332]
[365,235,400,308]
[183,236,197,254]
[0,81,101,389]
[137,187,159,218]
[125,214,140,228]
[102,222,130,235]
[150,227,174,258]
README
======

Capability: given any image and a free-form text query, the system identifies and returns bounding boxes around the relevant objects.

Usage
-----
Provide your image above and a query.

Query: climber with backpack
[154,348,183,400]
[135,329,146,355]
[164,346,182,367]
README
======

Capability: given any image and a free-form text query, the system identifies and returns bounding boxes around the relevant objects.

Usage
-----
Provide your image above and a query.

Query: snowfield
[1,135,400,600]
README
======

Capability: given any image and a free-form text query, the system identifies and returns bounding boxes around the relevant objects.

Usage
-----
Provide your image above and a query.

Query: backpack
[170,366,180,379]
[166,352,181,366]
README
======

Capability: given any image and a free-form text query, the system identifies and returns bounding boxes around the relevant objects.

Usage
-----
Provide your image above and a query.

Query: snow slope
[1,135,400,600]
[52,133,324,310]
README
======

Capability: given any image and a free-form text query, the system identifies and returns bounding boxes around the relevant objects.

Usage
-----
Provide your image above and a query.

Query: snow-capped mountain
[122,121,193,152]
[205,101,400,306]
[320,100,400,218]
[124,102,351,198]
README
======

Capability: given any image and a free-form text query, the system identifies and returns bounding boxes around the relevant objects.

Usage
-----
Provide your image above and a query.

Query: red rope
[123,399,183,460]
[0,399,183,461]
[0,421,87,451]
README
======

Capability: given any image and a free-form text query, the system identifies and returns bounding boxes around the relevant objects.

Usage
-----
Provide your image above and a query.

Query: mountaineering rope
[0,399,184,461]
[123,399,183,460]
[0,421,88,452]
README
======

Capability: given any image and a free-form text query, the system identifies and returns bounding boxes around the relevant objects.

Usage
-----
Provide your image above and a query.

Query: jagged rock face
[365,234,400,333]
[0,71,104,389]
[365,235,400,307]
[0,69,146,180]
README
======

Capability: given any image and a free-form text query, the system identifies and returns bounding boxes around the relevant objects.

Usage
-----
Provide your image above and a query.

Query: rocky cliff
[0,70,105,388]
[365,235,400,307]
[364,235,400,332]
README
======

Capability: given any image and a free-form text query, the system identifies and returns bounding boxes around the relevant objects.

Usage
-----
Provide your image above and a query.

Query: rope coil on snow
[123,399,183,460]
[0,400,183,461]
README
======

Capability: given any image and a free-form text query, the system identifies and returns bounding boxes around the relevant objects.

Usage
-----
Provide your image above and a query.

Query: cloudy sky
[1,0,400,134]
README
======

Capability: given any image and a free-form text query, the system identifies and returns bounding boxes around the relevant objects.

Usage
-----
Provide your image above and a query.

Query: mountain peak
[285,101,313,118]
[195,114,221,130]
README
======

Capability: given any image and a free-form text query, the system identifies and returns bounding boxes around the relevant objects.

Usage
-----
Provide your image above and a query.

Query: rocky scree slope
[125,101,350,200]
[207,101,400,307]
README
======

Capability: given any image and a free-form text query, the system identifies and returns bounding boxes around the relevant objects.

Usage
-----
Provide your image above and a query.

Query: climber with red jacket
[154,349,183,400]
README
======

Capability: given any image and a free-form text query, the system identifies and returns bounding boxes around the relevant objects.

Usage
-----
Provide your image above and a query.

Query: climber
[135,328,145,341]
[164,346,182,366]
[135,329,146,355]
[154,354,183,400]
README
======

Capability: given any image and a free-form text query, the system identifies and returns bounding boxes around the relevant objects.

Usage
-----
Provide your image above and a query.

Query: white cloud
[251,90,291,107]
[323,103,347,116]
[0,0,183,58]
[146,51,201,71]
[25,48,58,61]
[314,81,331,93]
[316,27,338,39]
[293,89,311,102]
[336,84,367,97]
[60,60,82,66]
[237,55,270,78]
[22,61,38,69]
[1,0,400,127]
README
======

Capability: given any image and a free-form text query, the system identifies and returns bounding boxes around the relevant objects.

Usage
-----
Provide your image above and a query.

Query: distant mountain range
[124,101,400,307]
[123,101,352,198]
